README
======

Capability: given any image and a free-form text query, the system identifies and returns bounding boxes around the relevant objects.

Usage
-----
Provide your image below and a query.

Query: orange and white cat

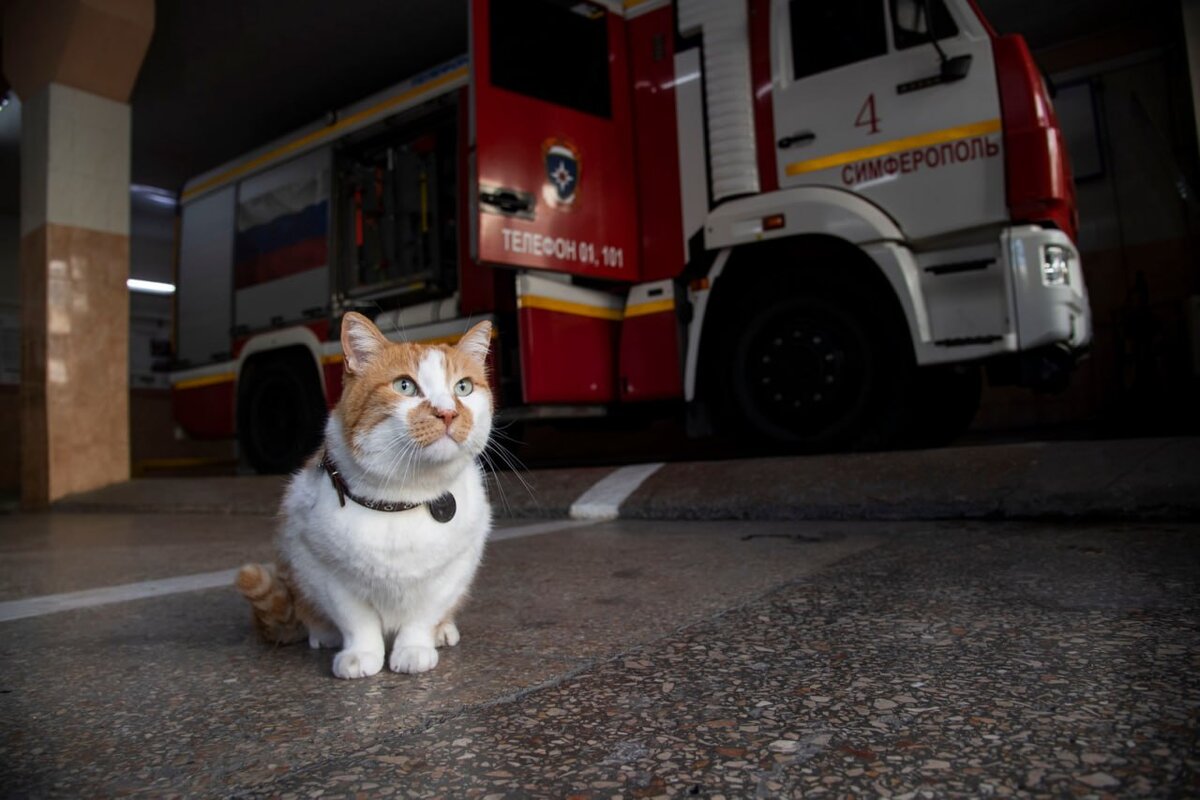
[236,312,494,679]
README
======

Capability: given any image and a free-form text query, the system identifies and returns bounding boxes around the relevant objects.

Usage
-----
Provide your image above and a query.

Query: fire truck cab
[171,0,1091,472]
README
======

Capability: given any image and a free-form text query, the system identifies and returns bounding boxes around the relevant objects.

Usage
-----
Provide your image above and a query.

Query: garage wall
[974,26,1200,437]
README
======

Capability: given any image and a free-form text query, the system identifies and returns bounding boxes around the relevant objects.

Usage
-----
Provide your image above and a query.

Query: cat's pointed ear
[456,320,492,367]
[340,312,388,374]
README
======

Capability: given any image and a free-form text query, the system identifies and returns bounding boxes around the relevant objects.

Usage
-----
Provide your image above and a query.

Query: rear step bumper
[1003,224,1092,355]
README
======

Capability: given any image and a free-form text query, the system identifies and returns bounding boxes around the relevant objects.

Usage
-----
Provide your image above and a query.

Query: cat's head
[337,312,494,473]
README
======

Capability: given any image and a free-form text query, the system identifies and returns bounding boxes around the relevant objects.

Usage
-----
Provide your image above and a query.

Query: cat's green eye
[454,378,474,397]
[393,376,418,396]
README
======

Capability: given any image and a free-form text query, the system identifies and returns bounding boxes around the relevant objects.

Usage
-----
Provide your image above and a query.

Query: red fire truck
[171,0,1091,473]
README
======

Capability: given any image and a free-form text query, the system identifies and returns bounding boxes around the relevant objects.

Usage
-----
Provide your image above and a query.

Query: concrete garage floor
[0,514,1197,798]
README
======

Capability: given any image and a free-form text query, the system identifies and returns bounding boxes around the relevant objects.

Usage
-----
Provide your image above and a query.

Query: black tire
[711,284,913,451]
[237,355,326,474]
[903,364,981,448]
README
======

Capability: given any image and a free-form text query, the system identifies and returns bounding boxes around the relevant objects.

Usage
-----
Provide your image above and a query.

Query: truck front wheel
[713,286,911,451]
[237,355,326,474]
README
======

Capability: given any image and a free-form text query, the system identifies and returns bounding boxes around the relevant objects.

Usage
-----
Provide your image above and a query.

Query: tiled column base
[21,223,130,506]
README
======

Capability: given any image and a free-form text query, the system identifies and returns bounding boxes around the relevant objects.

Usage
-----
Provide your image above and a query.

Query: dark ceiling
[130,0,468,190]
[0,0,1183,207]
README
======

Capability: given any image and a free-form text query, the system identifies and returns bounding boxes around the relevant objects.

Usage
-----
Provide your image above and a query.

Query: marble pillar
[20,85,133,505]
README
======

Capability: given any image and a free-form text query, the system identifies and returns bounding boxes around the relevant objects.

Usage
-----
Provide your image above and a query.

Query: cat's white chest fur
[280,457,491,619]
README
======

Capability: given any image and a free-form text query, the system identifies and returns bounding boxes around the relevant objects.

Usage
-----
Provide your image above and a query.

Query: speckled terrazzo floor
[1,517,1197,798]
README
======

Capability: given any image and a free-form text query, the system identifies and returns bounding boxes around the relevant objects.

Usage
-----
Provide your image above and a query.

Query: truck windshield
[489,0,611,119]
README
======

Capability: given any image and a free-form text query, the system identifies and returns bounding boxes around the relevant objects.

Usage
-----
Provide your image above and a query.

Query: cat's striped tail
[235,563,307,644]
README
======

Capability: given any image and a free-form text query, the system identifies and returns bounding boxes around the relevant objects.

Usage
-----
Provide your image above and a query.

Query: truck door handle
[479,187,534,217]
[777,131,816,149]
[897,54,973,95]
[482,190,530,212]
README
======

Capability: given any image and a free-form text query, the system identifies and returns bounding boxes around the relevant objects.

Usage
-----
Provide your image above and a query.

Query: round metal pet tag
[428,493,456,523]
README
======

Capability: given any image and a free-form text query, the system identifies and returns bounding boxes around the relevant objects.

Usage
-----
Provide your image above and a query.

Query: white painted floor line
[0,569,239,624]
[0,519,597,624]
[569,462,664,521]
[489,519,597,542]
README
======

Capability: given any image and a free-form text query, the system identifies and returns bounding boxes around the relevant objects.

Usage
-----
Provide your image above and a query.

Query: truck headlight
[1042,245,1071,287]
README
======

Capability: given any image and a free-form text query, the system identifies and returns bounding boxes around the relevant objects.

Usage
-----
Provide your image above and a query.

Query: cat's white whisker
[397,441,419,489]
[376,435,409,484]
[382,435,416,485]
[477,450,513,515]
[484,439,536,502]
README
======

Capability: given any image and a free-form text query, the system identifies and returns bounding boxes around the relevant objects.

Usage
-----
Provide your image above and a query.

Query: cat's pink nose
[435,408,457,427]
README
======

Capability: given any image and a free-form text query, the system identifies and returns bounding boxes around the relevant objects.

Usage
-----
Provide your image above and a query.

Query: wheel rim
[733,300,873,442]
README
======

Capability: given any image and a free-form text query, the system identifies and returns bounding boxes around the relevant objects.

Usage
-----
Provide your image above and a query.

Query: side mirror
[941,53,972,82]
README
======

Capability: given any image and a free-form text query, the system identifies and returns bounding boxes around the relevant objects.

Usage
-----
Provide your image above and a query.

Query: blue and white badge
[543,140,580,209]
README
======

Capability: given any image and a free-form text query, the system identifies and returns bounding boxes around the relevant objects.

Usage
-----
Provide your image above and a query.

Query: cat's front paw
[332,649,384,679]
[390,645,439,674]
[434,621,460,648]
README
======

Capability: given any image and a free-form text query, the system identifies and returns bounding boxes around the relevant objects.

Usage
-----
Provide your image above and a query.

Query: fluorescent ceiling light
[127,278,175,295]
[130,184,178,207]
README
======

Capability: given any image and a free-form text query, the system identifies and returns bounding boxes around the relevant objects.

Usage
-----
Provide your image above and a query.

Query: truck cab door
[471,0,640,281]
[770,0,1007,240]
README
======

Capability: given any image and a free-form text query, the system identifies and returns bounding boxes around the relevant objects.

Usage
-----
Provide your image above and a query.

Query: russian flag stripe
[235,235,328,290]
[235,200,328,289]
